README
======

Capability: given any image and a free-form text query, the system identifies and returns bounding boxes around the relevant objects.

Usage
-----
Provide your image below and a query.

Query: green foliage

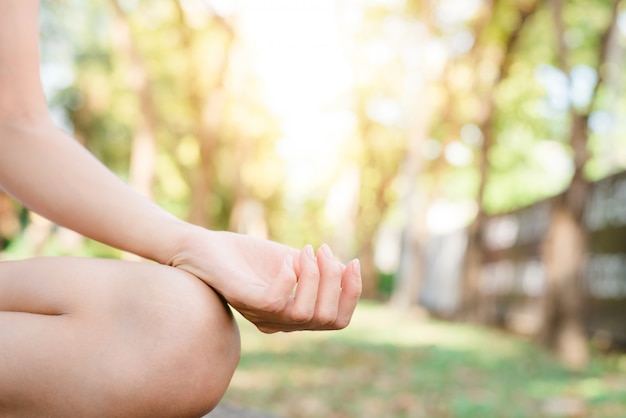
[377,271,395,297]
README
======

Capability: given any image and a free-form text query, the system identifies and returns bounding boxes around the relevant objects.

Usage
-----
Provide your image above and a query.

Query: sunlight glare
[426,199,476,235]
[445,141,473,167]
[532,141,574,178]
[236,0,357,202]
[435,0,482,27]
[618,11,626,37]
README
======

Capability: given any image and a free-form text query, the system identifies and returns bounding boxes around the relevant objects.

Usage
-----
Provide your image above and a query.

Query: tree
[109,0,159,200]
[343,6,430,300]
[169,1,235,228]
[540,0,621,369]
[460,0,544,321]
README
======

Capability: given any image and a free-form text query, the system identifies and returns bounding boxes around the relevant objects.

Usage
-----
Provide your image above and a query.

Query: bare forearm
[0,1,189,262]
[0,119,190,263]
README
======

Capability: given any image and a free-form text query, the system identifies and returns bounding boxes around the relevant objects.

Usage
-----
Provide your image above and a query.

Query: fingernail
[319,243,333,259]
[352,259,361,276]
[303,244,315,260]
[285,254,294,268]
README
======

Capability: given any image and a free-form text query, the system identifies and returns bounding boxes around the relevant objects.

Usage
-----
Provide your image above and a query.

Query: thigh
[0,257,240,418]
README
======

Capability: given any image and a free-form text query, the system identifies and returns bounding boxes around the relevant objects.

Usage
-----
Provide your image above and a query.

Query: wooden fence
[420,170,626,344]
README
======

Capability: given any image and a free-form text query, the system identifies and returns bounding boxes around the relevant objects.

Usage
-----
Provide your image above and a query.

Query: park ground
[219,302,626,418]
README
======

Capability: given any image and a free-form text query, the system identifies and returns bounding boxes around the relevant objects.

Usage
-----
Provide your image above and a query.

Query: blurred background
[1,0,626,416]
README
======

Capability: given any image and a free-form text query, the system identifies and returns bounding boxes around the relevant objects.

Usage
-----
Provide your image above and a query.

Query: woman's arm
[0,2,184,261]
[0,0,361,332]
[0,121,189,264]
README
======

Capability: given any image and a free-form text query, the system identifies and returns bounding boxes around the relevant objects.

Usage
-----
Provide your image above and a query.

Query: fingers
[290,243,359,330]
[312,244,343,326]
[290,245,320,323]
[334,259,362,329]
[244,244,361,333]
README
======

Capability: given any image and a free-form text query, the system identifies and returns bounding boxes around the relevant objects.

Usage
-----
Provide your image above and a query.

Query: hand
[167,228,362,333]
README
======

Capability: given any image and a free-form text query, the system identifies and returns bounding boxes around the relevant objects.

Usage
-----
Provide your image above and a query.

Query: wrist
[163,222,216,268]
[153,220,202,266]
[163,227,235,292]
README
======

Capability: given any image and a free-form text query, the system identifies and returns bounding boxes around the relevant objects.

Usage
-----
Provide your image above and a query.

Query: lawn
[222,302,626,418]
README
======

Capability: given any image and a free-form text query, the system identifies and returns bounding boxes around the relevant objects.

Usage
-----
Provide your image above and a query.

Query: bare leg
[0,257,240,418]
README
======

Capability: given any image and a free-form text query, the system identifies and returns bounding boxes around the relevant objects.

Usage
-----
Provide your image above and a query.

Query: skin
[0,258,240,417]
[0,1,362,416]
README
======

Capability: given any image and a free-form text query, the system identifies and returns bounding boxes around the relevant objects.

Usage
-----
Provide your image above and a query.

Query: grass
[222,302,626,418]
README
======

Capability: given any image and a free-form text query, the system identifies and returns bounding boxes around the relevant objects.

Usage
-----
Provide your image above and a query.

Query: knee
[170,270,242,414]
[159,270,241,414]
[104,265,241,417]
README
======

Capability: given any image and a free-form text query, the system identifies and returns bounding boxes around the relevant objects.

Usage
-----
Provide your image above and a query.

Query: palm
[171,229,361,333]
[206,232,300,306]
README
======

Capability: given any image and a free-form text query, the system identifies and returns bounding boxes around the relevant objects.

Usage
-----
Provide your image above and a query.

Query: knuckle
[300,266,320,285]
[308,268,321,282]
[333,316,351,330]
[257,325,279,334]
[261,297,286,314]
[351,288,363,302]
[318,255,339,275]
[325,264,342,279]
[345,282,363,300]
[314,309,338,327]
[355,284,363,297]
[290,306,315,324]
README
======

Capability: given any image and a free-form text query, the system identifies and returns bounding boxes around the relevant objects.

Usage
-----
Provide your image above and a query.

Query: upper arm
[0,0,48,122]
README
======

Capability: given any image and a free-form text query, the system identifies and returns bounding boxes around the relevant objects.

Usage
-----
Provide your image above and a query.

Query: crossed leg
[0,257,241,418]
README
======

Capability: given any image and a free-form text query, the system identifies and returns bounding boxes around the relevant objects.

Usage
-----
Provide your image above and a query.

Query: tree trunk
[352,101,406,299]
[459,0,541,321]
[110,0,158,200]
[359,238,379,299]
[541,197,589,369]
[173,2,235,228]
[391,135,427,310]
